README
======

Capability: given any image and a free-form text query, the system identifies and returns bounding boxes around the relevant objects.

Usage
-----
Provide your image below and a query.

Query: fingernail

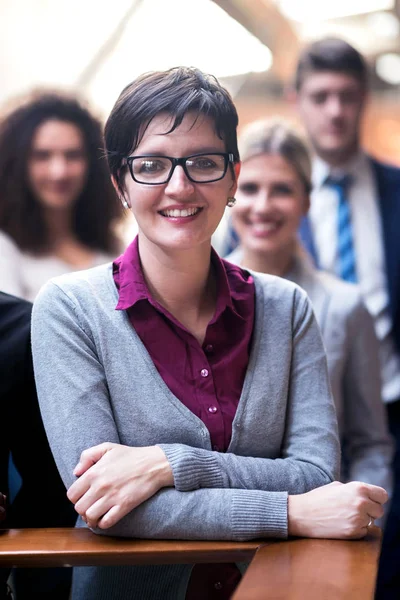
[73,462,82,475]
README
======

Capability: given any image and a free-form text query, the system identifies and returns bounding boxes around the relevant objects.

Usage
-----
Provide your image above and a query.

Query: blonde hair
[238,117,312,194]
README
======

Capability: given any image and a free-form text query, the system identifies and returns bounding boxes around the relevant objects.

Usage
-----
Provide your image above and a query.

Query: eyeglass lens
[130,154,227,183]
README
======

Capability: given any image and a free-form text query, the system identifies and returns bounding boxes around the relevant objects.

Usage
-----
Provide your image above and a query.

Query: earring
[120,197,129,209]
[227,197,236,207]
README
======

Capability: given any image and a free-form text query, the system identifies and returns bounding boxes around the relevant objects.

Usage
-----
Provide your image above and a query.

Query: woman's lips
[249,221,280,237]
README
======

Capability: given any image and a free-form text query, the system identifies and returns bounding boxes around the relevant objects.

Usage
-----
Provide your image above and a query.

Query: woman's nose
[253,190,272,212]
[48,156,69,178]
[165,165,195,196]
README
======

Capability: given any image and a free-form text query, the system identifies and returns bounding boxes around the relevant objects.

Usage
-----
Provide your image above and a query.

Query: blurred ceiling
[1,0,400,120]
[213,0,400,93]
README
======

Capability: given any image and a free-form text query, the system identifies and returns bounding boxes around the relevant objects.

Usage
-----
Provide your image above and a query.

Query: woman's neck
[42,209,96,267]
[138,236,216,329]
[44,209,75,246]
[240,242,296,277]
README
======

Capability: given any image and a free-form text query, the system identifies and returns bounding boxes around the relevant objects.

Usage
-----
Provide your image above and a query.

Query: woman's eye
[139,159,165,173]
[189,157,216,170]
[238,182,259,195]
[274,184,293,195]
[65,150,86,161]
[31,150,51,161]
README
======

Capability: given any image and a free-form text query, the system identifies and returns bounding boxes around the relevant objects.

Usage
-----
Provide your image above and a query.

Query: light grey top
[0,229,113,302]
[228,248,393,497]
[31,261,339,600]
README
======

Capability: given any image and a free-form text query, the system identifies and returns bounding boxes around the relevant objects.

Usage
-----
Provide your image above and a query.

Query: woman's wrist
[287,494,305,537]
[153,446,174,488]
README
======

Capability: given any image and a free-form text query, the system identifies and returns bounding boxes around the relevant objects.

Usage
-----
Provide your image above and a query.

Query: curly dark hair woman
[0,90,124,300]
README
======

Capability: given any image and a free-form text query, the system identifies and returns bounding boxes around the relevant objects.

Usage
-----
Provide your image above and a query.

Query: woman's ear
[234,162,241,180]
[111,175,120,195]
[230,162,241,195]
[111,175,131,209]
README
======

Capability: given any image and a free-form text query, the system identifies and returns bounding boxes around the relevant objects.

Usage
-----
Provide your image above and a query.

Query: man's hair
[104,66,239,192]
[294,37,369,91]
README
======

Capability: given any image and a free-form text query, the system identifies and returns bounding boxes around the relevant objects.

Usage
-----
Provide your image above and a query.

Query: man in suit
[291,37,400,598]
[0,292,76,599]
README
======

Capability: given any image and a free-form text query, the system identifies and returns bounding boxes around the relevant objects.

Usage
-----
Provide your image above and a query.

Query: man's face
[296,71,366,165]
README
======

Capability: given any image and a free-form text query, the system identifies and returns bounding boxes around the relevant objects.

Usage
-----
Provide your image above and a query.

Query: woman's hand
[288,481,388,540]
[67,443,174,529]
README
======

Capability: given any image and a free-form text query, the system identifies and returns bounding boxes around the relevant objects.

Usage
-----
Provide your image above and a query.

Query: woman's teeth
[252,222,279,233]
[160,207,201,218]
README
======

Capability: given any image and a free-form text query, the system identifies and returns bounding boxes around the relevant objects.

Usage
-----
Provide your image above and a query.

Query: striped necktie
[325,174,357,283]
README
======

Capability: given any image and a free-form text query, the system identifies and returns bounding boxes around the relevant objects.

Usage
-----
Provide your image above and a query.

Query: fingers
[73,442,115,476]
[73,484,102,518]
[67,471,92,504]
[365,484,389,505]
[366,500,385,520]
[84,496,113,529]
[97,504,133,530]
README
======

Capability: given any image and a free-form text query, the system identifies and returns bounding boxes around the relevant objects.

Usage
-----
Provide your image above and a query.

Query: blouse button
[208,406,218,414]
[200,368,209,378]
[214,582,223,590]
[205,344,214,353]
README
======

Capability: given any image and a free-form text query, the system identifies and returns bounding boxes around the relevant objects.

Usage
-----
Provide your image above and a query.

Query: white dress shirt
[309,152,400,403]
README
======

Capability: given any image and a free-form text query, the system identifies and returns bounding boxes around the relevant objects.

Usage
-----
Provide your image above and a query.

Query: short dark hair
[104,66,239,191]
[295,37,369,91]
[0,90,122,253]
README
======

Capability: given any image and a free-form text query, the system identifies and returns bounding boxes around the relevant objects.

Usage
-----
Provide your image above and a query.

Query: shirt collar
[312,150,367,189]
[113,236,149,310]
[113,235,244,319]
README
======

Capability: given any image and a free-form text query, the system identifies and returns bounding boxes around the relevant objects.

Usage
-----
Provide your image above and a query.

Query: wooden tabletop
[233,528,381,600]
[0,526,381,599]
[0,528,261,567]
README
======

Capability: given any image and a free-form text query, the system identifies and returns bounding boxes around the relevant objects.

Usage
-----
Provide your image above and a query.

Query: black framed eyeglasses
[125,152,234,185]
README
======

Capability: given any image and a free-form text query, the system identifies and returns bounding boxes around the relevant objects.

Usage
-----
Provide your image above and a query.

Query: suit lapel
[370,157,400,323]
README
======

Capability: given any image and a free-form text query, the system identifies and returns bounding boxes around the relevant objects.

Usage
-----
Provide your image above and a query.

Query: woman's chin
[245,237,286,256]
[146,232,211,253]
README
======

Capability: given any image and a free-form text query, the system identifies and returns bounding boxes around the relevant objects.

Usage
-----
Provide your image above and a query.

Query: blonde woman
[227,118,393,519]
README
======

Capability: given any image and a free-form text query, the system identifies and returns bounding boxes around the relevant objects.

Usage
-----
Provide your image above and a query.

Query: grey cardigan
[31,262,339,600]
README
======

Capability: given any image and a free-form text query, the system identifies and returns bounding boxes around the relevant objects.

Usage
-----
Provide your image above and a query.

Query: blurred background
[2,0,400,163]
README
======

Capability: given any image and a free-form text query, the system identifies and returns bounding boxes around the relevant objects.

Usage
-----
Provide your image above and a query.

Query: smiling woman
[0,90,124,301]
[30,67,388,600]
[226,116,393,515]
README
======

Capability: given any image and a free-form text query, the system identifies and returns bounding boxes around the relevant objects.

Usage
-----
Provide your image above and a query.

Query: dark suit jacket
[0,291,76,527]
[298,156,400,355]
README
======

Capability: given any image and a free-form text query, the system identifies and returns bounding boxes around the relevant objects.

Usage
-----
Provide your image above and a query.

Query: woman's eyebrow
[131,146,225,156]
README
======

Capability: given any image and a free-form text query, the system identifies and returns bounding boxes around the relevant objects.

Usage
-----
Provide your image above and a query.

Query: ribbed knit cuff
[158,444,225,491]
[230,490,288,540]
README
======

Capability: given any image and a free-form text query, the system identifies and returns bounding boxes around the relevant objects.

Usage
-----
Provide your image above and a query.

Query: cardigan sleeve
[91,487,288,541]
[159,291,340,493]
